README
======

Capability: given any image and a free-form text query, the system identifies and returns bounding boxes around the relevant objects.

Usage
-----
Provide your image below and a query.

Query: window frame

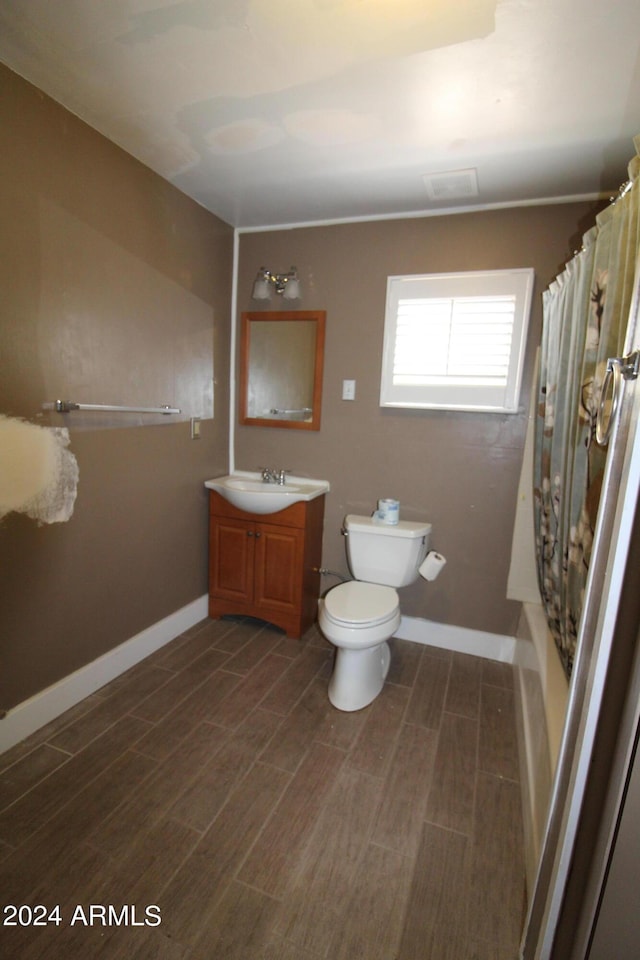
[379,268,535,414]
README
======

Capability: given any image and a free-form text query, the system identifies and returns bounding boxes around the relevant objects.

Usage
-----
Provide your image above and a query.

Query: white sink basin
[205,471,330,514]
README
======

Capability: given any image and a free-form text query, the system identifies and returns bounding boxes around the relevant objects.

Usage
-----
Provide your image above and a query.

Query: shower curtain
[534,135,640,679]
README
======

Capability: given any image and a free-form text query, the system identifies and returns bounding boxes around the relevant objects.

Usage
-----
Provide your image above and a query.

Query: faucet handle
[277,468,292,485]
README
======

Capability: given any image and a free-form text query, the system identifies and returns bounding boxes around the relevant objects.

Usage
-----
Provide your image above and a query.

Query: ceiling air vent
[423,168,479,201]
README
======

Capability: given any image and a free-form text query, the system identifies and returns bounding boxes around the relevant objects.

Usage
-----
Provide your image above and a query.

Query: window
[380,268,534,413]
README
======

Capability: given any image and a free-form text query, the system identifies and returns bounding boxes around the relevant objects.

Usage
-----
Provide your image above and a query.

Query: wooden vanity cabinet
[208,490,325,638]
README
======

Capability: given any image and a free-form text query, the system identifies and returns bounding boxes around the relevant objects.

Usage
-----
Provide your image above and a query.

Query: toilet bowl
[319,515,431,712]
[319,581,400,711]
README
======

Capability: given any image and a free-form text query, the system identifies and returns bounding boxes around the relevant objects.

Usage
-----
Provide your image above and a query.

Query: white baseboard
[0,594,209,756]
[2,605,516,757]
[396,615,516,663]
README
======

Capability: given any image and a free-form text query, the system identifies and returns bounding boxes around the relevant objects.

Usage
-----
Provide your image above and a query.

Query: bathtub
[513,600,569,895]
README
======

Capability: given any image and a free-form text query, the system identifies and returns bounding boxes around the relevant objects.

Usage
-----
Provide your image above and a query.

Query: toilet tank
[344,515,431,587]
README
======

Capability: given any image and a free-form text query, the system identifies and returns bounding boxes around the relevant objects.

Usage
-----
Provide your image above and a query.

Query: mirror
[240,310,326,430]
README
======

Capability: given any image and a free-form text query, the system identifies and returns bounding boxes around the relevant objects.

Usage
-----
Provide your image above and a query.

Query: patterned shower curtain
[534,136,640,679]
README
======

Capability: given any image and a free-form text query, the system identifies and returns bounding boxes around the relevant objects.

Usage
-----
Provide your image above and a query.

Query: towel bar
[44,400,181,415]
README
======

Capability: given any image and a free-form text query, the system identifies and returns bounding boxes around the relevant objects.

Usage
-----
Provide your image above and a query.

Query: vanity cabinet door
[253,523,305,614]
[209,516,255,603]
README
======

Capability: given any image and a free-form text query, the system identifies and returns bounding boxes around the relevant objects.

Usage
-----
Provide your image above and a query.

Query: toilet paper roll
[419,551,447,581]
[373,498,400,524]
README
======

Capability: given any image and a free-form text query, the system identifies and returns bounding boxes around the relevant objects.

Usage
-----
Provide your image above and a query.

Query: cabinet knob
[247,530,254,537]
[255,531,262,538]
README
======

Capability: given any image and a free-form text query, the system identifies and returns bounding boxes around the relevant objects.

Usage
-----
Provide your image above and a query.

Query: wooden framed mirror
[239,310,326,430]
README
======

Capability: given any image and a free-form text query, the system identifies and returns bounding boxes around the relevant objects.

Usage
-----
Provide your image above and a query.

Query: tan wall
[236,203,602,636]
[0,65,233,710]
[0,60,605,709]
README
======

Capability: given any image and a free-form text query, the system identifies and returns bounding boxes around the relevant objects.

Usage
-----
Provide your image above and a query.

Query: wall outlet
[342,379,356,400]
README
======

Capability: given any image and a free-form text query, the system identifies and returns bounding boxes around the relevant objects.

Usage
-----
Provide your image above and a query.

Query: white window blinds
[380,269,534,412]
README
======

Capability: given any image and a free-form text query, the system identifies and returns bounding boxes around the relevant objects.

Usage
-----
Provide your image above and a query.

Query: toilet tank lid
[345,515,432,538]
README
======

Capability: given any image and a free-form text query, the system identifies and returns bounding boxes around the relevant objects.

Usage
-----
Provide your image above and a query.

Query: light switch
[342,379,356,400]
[190,417,201,439]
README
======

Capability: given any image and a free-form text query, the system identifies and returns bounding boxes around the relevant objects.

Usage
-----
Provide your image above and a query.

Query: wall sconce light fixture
[251,266,301,301]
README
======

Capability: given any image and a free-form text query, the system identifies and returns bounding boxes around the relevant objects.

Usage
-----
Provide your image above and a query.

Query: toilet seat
[323,581,399,628]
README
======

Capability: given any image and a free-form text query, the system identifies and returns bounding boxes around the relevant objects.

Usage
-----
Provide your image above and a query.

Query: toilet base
[328,641,391,712]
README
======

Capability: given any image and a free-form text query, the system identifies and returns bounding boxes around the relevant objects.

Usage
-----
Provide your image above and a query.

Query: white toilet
[319,514,431,711]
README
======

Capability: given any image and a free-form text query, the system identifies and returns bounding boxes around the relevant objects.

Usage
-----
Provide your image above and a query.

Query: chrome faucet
[260,467,290,485]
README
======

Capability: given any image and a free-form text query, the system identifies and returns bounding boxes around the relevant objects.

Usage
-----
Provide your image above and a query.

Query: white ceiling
[1,0,639,229]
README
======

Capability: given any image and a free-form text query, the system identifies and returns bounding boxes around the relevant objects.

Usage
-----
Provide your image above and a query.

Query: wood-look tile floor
[0,617,526,959]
